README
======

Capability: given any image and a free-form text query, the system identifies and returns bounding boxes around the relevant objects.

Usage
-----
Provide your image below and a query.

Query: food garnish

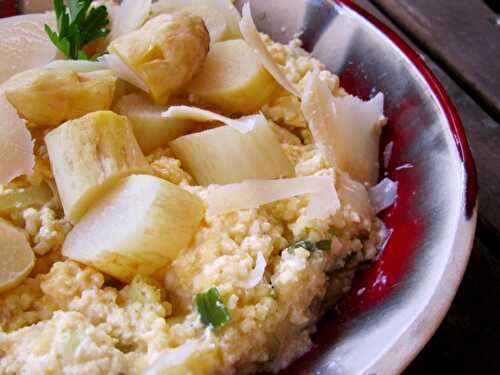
[237,253,267,289]
[302,68,385,186]
[337,172,374,222]
[44,59,106,72]
[0,95,34,184]
[286,240,315,253]
[195,287,230,328]
[163,105,263,133]
[369,177,398,213]
[100,53,149,93]
[315,239,333,251]
[205,176,339,219]
[142,340,201,375]
[0,13,57,83]
[44,0,110,60]
[114,94,195,154]
[286,239,332,254]
[239,3,300,97]
[109,0,152,40]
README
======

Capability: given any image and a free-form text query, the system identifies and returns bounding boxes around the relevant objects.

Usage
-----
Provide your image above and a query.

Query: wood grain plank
[371,0,500,122]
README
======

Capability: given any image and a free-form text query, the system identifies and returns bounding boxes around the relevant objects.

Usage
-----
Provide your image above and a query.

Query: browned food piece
[109,13,210,105]
[2,68,116,127]
[45,111,151,223]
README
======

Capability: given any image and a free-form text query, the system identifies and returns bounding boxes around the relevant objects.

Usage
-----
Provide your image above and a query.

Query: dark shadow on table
[404,238,500,374]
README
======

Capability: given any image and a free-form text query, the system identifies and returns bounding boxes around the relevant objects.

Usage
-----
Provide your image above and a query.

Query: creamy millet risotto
[0,1,396,373]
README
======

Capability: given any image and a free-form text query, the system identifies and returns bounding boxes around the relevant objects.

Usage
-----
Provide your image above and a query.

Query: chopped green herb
[195,287,230,328]
[286,240,314,254]
[315,239,332,251]
[44,0,110,60]
[343,252,358,265]
[285,239,332,254]
[329,227,340,237]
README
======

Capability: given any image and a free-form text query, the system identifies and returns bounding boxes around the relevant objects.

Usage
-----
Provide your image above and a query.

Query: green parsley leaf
[285,239,332,254]
[286,240,315,254]
[45,0,110,60]
[315,239,332,251]
[195,287,230,328]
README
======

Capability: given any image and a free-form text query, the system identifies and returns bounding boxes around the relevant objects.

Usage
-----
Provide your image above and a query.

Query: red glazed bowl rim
[334,1,478,372]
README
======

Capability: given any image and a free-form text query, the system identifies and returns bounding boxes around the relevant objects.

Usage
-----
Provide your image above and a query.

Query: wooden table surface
[353,1,500,373]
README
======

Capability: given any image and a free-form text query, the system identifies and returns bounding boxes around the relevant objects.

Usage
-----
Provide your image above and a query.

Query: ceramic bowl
[2,0,478,373]
[235,1,477,374]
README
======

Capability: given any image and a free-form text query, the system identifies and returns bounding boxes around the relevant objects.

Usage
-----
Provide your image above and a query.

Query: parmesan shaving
[109,0,152,40]
[302,68,385,185]
[0,94,34,184]
[369,177,398,213]
[239,3,300,97]
[100,53,149,93]
[337,173,373,221]
[383,141,394,170]
[143,340,200,375]
[0,13,57,84]
[301,67,338,169]
[206,176,339,219]
[44,59,107,72]
[238,253,266,289]
[162,105,265,134]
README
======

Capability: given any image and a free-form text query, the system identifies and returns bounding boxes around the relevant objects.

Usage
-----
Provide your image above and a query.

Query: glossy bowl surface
[1,1,478,374]
[239,1,477,374]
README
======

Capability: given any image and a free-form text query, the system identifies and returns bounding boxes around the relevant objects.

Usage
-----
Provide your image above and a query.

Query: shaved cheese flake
[240,3,300,97]
[110,0,152,40]
[383,141,394,169]
[338,173,373,221]
[302,68,386,185]
[0,94,34,184]
[332,92,385,185]
[162,105,265,134]
[206,176,339,219]
[143,340,200,375]
[44,59,107,72]
[100,53,149,93]
[378,221,393,251]
[301,67,338,169]
[0,13,57,84]
[369,177,398,213]
[238,253,266,289]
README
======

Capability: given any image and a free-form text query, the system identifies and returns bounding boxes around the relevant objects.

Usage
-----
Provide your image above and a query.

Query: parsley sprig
[44,0,110,60]
[195,287,230,329]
